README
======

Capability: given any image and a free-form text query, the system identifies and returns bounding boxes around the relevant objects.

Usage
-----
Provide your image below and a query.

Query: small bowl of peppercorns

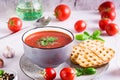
[0,68,18,80]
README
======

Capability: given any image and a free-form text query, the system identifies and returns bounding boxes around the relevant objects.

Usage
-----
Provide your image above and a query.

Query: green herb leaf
[0,70,4,77]
[75,68,84,76]
[75,67,96,76]
[84,31,90,36]
[40,41,48,46]
[38,37,58,46]
[40,38,47,41]
[75,30,104,42]
[84,67,96,75]
[47,37,57,42]
[76,34,89,41]
[76,71,83,77]
[92,30,101,37]
[92,36,105,42]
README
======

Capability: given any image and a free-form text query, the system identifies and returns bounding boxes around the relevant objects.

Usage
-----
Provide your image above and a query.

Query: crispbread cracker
[75,47,106,67]
[70,46,80,64]
[70,40,115,68]
[90,47,115,63]
[78,40,104,48]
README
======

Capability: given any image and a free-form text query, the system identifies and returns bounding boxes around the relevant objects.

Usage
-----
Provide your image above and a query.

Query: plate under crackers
[19,54,109,80]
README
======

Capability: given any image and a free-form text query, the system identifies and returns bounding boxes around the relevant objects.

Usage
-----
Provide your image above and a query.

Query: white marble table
[0,10,120,80]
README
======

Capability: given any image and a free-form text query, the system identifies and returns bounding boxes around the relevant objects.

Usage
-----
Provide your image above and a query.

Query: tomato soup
[24,31,72,48]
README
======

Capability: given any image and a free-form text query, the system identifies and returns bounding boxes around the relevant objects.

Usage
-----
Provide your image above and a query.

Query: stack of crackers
[70,40,115,68]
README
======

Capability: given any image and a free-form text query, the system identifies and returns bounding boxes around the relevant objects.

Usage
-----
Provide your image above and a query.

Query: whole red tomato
[101,9,116,21]
[54,4,71,21]
[99,18,111,30]
[8,17,22,32]
[44,67,56,80]
[74,20,87,32]
[98,1,115,13]
[105,23,119,36]
[60,67,75,80]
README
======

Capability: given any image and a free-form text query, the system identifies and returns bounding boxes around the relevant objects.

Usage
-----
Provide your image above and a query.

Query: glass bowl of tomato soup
[22,26,74,68]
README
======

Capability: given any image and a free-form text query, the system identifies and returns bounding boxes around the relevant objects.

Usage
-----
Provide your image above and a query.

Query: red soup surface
[24,31,72,48]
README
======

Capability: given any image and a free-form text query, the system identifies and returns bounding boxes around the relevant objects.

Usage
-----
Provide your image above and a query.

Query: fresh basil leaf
[75,30,105,42]
[75,68,84,76]
[38,37,57,46]
[40,38,47,41]
[47,37,57,42]
[92,37,105,42]
[92,30,101,37]
[84,67,96,75]
[76,71,83,77]
[84,31,90,36]
[75,34,88,41]
[0,70,4,77]
[40,41,48,46]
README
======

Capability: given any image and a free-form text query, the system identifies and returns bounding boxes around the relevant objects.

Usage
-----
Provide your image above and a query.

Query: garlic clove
[3,46,15,58]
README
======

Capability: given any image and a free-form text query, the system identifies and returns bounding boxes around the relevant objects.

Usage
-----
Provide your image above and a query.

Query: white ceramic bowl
[22,26,74,68]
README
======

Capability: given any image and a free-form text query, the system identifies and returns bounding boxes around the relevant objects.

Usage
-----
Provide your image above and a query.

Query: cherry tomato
[98,1,115,13]
[8,17,22,32]
[105,23,119,36]
[44,67,56,80]
[101,9,116,21]
[74,20,87,32]
[0,58,4,68]
[99,18,111,30]
[60,67,75,80]
[54,4,71,21]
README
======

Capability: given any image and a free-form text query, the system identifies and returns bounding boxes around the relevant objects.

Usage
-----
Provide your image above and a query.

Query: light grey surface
[0,1,120,80]
[0,0,120,12]
[0,10,119,80]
